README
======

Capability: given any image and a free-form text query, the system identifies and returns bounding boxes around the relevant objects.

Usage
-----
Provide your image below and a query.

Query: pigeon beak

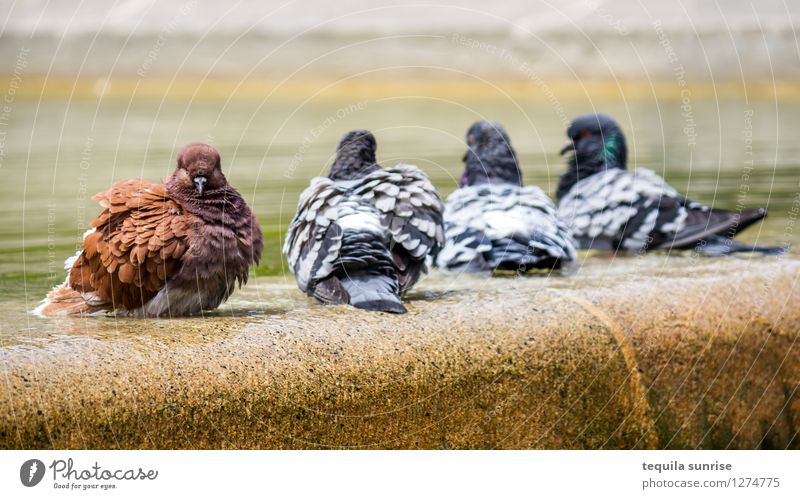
[560,141,575,156]
[193,176,207,195]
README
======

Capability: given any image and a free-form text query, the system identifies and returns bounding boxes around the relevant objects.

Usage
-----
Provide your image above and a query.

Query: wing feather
[283,177,344,292]
[284,166,444,296]
[68,180,191,310]
[557,168,732,251]
[366,165,444,291]
[438,183,576,270]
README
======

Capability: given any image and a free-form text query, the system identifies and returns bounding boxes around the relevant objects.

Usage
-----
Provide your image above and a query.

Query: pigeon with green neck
[556,114,782,255]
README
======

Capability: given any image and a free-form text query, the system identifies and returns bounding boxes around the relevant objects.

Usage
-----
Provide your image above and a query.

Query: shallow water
[1,95,799,342]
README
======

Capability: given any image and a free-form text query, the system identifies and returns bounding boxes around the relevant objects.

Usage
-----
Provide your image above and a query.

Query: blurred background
[1,0,799,307]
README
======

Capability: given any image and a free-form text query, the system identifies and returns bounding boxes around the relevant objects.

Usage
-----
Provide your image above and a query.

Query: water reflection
[1,96,798,341]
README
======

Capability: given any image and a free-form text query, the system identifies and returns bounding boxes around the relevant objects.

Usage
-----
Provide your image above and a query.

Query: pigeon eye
[581,129,592,138]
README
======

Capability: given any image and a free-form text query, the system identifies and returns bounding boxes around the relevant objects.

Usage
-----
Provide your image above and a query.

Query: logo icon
[20,459,45,487]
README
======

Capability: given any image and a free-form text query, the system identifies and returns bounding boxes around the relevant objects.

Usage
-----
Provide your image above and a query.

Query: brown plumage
[37,143,263,317]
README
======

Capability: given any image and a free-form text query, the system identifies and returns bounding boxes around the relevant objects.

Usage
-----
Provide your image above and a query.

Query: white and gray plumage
[284,130,444,314]
[436,121,577,272]
[556,114,779,255]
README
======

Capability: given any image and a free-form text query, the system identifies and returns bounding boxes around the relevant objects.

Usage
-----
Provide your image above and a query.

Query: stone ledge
[1,257,798,449]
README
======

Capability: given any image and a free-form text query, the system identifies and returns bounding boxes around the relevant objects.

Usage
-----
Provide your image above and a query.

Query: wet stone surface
[1,254,798,449]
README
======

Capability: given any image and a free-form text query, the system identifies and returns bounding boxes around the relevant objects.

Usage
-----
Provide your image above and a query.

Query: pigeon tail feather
[340,272,407,314]
[34,282,104,317]
[694,235,786,256]
[668,207,768,250]
[487,237,564,271]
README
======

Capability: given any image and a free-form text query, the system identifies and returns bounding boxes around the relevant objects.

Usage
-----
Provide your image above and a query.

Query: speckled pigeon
[284,130,444,313]
[435,120,577,272]
[556,113,781,255]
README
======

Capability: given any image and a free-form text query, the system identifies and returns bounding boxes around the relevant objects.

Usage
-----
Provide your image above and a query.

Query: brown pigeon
[36,142,263,317]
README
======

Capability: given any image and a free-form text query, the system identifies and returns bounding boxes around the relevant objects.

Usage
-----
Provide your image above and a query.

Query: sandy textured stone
[1,256,798,449]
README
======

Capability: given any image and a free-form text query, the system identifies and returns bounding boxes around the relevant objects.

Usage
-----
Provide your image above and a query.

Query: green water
[1,96,799,338]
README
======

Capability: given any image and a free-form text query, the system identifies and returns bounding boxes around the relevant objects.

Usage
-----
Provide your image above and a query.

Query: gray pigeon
[556,114,781,255]
[436,121,577,272]
[284,130,444,313]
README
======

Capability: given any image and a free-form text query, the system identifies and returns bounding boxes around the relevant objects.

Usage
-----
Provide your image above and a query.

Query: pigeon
[436,120,577,272]
[284,130,444,314]
[36,142,263,317]
[556,114,782,256]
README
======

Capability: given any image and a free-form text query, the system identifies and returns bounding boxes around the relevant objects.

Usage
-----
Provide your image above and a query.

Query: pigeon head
[560,113,627,169]
[465,120,510,147]
[460,120,521,187]
[328,130,380,181]
[556,114,628,199]
[170,142,226,197]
